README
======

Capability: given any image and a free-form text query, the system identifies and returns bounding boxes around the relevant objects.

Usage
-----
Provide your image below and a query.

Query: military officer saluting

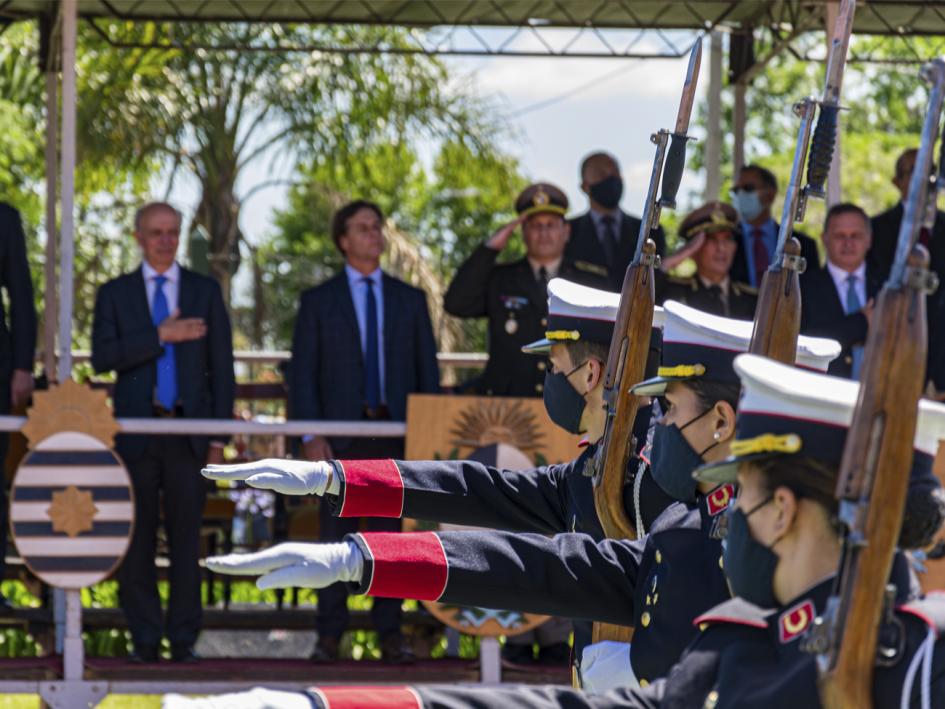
[657,202,758,319]
[444,182,610,397]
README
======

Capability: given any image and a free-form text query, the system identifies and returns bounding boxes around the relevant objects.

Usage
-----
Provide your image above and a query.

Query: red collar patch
[706,484,735,516]
[779,600,814,643]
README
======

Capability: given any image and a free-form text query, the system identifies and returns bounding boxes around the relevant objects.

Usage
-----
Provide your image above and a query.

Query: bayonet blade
[674,40,703,135]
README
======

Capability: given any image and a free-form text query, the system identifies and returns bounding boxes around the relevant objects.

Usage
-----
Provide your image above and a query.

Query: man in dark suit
[800,203,879,379]
[729,164,822,286]
[445,182,610,398]
[290,199,439,663]
[0,204,36,613]
[869,148,945,391]
[565,151,666,291]
[657,201,757,320]
[91,202,234,662]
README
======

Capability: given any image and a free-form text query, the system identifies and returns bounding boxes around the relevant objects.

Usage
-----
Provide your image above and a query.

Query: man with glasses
[445,183,608,398]
[729,164,822,287]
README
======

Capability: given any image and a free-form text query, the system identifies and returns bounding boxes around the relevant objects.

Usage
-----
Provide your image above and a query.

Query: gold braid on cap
[656,364,706,378]
[683,203,737,239]
[730,433,803,457]
[545,330,581,341]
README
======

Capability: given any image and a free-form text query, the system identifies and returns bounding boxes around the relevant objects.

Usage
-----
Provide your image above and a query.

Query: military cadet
[205,278,673,665]
[656,202,757,319]
[204,302,844,689]
[444,183,610,398]
[174,355,945,709]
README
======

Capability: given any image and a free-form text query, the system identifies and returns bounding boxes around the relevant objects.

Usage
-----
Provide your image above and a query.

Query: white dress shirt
[826,260,867,313]
[142,260,180,317]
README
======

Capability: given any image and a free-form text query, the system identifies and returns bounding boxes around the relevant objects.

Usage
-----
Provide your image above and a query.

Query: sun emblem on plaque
[21,378,120,448]
[48,486,98,537]
[450,400,545,454]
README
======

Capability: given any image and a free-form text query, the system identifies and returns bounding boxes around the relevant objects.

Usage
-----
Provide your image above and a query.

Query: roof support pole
[733,80,747,173]
[58,0,75,384]
[43,67,58,383]
[704,30,723,200]
[826,0,843,205]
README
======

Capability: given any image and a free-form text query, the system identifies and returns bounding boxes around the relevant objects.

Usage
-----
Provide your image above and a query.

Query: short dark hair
[752,455,840,518]
[567,339,610,367]
[331,200,384,252]
[739,164,778,191]
[823,202,870,236]
[688,379,742,414]
[580,151,620,180]
[135,202,182,232]
[895,148,918,180]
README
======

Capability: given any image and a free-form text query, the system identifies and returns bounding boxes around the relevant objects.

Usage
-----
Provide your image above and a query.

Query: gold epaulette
[731,281,758,296]
[574,260,609,277]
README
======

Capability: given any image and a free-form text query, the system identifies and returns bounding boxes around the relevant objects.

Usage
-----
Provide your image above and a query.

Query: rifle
[749,0,856,363]
[806,59,945,709]
[585,40,701,646]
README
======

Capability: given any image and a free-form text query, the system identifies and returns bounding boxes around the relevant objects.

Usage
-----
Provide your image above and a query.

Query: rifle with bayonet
[584,40,701,646]
[804,58,944,709]
[749,0,856,363]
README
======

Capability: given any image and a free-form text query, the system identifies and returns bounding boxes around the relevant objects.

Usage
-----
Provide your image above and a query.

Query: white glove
[206,541,363,591]
[580,641,636,695]
[202,458,338,496]
[163,688,313,709]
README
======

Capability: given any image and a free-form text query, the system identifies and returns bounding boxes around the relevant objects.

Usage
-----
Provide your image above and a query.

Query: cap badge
[533,188,550,207]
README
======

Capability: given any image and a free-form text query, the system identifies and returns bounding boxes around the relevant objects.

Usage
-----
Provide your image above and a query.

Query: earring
[713,431,722,441]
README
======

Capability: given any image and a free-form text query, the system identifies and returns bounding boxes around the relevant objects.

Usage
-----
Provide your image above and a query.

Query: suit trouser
[0,431,8,591]
[316,434,404,642]
[117,435,206,648]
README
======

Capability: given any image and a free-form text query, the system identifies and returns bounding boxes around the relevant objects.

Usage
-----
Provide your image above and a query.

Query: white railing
[60,350,489,368]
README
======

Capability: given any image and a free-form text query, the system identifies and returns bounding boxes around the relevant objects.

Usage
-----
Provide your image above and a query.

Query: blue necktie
[845,274,864,380]
[152,275,178,409]
[363,277,381,409]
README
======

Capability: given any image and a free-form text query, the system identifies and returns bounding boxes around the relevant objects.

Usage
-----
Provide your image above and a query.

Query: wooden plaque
[405,394,582,637]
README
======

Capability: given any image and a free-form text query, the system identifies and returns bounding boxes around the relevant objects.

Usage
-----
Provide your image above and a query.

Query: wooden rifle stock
[590,239,657,645]
[748,237,804,364]
[818,247,931,709]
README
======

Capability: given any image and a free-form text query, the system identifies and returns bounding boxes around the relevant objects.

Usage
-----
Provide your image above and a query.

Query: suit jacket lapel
[131,265,152,324]
[577,213,607,264]
[334,272,363,361]
[381,273,399,389]
[177,267,195,317]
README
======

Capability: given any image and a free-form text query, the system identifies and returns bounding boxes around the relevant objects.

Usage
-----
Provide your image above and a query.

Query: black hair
[688,379,741,413]
[822,202,870,236]
[895,148,918,180]
[579,151,620,180]
[567,339,610,367]
[739,164,778,191]
[752,455,840,517]
[331,200,384,252]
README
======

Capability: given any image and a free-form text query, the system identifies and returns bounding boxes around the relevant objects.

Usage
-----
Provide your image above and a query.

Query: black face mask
[543,361,589,435]
[649,408,718,504]
[589,175,624,209]
[722,496,779,608]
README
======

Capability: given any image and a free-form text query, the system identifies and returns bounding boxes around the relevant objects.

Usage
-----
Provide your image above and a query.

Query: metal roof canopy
[2,1,945,60]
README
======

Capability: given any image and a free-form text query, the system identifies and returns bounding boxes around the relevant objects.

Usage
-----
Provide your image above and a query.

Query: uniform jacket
[799,265,882,378]
[565,211,667,292]
[289,271,440,454]
[90,265,235,462]
[0,203,37,414]
[656,272,757,320]
[444,244,610,397]
[305,555,945,709]
[345,483,737,686]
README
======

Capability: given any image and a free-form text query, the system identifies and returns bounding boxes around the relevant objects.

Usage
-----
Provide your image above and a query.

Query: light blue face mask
[732,190,764,222]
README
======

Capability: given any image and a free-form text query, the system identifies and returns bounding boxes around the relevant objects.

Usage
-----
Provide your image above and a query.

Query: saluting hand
[660,231,706,273]
[485,215,526,252]
[202,458,336,496]
[206,541,363,591]
[158,309,207,343]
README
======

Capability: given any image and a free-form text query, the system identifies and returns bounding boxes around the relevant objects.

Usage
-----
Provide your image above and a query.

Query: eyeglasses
[729,185,758,195]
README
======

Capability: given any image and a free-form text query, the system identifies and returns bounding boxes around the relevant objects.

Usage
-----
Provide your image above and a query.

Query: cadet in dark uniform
[205,279,674,667]
[205,302,843,690]
[656,202,757,319]
[444,183,610,398]
[271,357,943,709]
